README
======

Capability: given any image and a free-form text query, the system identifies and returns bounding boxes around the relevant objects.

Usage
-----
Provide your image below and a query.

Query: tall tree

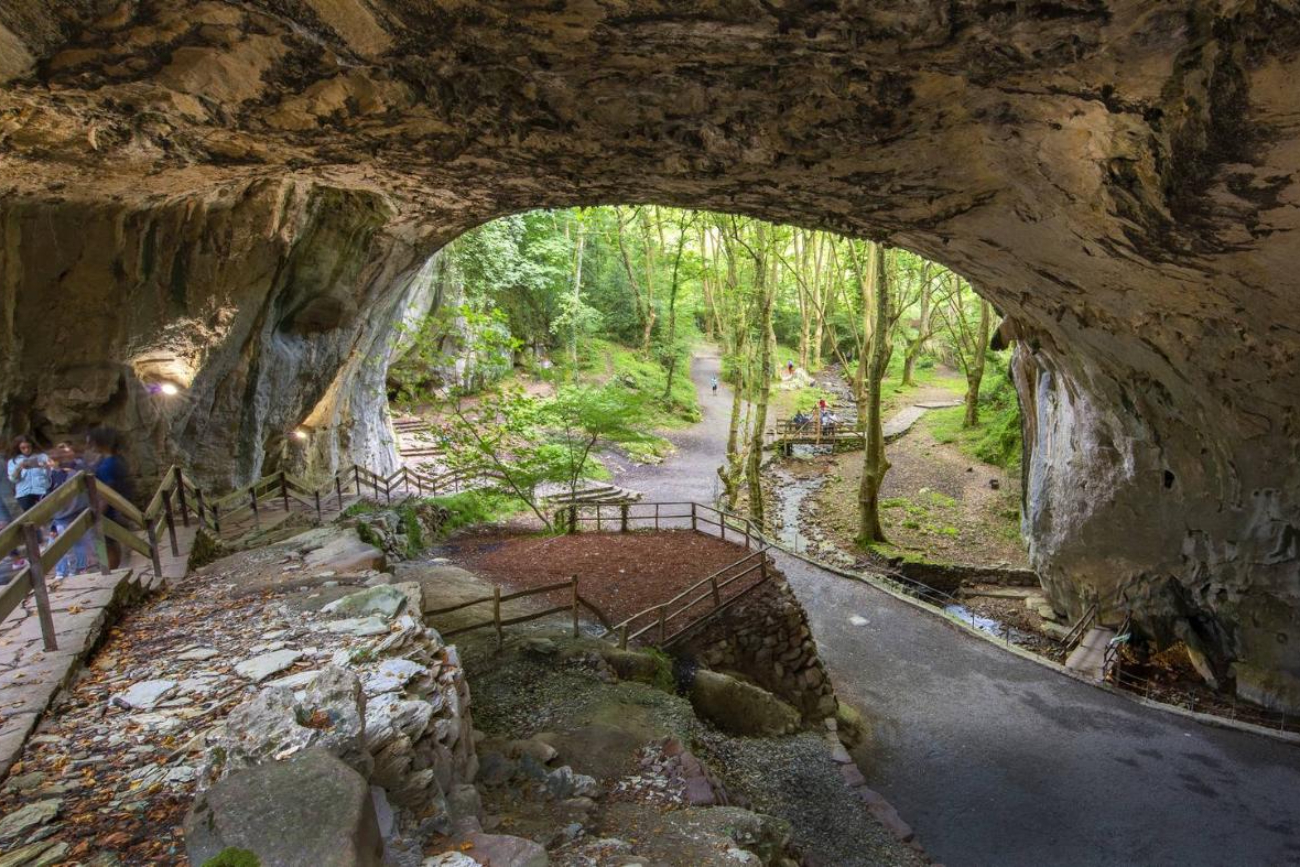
[858,243,893,545]
[937,272,993,427]
[901,263,935,386]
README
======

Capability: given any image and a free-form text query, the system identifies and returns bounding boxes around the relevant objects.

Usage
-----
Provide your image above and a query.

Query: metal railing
[1052,601,1099,662]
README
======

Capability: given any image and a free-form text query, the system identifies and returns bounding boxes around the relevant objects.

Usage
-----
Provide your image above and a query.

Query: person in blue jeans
[48,443,90,578]
[86,428,131,569]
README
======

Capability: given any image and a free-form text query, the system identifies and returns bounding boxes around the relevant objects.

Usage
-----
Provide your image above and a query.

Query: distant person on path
[8,436,53,513]
[711,376,718,395]
[787,360,794,377]
[49,443,90,578]
[86,428,130,569]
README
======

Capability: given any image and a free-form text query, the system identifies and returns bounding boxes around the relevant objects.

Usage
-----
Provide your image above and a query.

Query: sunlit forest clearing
[388,206,1023,564]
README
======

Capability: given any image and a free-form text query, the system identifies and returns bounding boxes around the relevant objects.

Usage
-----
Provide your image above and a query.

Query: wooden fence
[604,547,771,649]
[0,470,167,653]
[424,576,613,647]
[0,458,498,655]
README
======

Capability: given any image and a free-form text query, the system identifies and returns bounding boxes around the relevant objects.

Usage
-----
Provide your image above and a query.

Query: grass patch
[428,489,528,534]
[924,374,1022,475]
[563,337,701,427]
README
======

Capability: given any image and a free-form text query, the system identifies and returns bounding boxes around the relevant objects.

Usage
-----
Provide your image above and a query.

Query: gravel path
[617,350,1300,867]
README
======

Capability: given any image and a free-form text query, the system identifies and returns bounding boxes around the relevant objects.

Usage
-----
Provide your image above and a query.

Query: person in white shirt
[7,436,53,513]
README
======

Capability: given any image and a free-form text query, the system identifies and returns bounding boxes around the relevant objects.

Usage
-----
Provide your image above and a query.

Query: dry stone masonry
[681,577,838,723]
[1,0,1299,708]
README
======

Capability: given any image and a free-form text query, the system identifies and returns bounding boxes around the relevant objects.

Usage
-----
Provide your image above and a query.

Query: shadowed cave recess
[0,0,1298,711]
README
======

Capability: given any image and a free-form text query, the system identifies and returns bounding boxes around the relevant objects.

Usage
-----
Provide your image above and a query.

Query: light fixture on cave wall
[131,350,195,401]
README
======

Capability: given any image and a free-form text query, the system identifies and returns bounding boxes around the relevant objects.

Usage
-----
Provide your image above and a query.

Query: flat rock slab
[234,649,304,682]
[0,568,138,778]
[883,406,928,440]
[110,679,177,710]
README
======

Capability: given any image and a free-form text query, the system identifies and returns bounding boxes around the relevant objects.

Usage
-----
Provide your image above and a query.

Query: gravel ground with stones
[460,629,928,867]
[696,729,928,867]
[441,530,762,628]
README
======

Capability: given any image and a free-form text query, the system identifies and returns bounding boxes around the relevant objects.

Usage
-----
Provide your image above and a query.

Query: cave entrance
[379,207,1033,637]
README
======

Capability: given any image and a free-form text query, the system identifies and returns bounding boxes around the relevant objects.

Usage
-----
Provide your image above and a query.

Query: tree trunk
[858,244,892,545]
[746,225,774,528]
[570,229,585,367]
[902,272,932,386]
[963,298,991,426]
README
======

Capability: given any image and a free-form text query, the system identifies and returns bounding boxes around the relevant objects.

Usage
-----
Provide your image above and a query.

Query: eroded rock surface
[1,1,1299,704]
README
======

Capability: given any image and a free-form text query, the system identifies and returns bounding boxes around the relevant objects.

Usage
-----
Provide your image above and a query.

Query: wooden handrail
[610,549,768,632]
[96,483,145,528]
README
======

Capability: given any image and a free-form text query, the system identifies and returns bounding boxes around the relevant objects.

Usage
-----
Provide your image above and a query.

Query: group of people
[3,428,130,580]
[791,398,838,433]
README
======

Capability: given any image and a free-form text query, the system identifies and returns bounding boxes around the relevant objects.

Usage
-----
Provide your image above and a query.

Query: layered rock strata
[1,1,1298,705]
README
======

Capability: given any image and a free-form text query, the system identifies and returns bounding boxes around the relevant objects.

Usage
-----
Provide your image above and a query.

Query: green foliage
[926,365,1022,474]
[186,529,223,571]
[644,647,678,694]
[202,850,260,867]
[428,490,526,534]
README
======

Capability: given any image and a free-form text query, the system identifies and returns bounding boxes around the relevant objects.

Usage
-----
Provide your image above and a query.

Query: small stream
[941,603,1033,643]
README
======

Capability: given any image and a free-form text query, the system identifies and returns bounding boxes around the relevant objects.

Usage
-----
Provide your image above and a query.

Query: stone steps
[1064,627,1116,682]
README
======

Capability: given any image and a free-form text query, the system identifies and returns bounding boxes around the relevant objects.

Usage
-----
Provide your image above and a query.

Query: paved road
[615,352,1300,867]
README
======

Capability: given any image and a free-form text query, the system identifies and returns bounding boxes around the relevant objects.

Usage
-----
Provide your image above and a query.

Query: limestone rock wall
[1,0,1299,706]
[0,178,439,489]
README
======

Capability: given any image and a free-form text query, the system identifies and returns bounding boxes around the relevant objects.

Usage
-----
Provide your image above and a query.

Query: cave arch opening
[373,205,1027,584]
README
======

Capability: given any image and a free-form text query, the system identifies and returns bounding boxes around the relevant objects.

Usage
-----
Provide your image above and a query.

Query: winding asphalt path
[614,352,1300,867]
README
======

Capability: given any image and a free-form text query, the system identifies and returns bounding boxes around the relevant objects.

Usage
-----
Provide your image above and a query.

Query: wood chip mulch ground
[440,530,766,633]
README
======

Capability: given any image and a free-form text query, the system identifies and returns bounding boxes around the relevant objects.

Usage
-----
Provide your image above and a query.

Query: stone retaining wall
[678,574,838,722]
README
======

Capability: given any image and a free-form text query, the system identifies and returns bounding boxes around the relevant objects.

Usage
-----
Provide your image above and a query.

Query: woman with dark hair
[86,427,130,568]
[7,436,53,514]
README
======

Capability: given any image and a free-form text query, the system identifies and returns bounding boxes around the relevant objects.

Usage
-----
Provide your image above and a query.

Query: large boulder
[689,670,801,737]
[185,747,384,867]
[201,666,370,785]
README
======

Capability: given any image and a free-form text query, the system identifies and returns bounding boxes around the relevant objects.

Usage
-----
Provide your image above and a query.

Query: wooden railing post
[23,524,58,651]
[250,489,261,528]
[619,623,629,650]
[620,504,629,533]
[571,576,580,638]
[654,503,660,531]
[760,555,767,582]
[710,574,722,608]
[384,476,391,505]
[720,512,726,542]
[314,490,323,524]
[211,502,221,535]
[174,466,190,528]
[195,486,208,530]
[690,502,697,531]
[372,473,381,500]
[160,488,180,556]
[744,520,751,550]
[595,504,602,533]
[279,471,291,513]
[336,473,345,509]
[145,518,164,580]
[83,476,110,575]
[493,585,503,649]
[354,466,362,497]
